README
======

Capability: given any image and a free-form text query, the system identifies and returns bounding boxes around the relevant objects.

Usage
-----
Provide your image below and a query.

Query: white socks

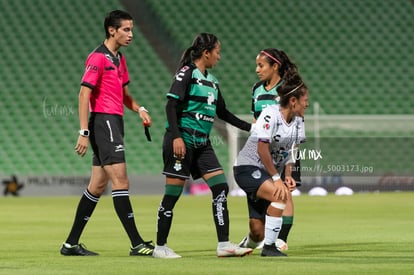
[264,215,283,245]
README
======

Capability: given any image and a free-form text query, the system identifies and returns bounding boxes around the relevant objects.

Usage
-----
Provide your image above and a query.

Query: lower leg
[279,194,294,242]
[65,189,99,245]
[112,189,144,247]
[264,202,285,245]
[249,218,265,242]
[207,174,230,243]
[279,216,294,242]
[156,184,183,246]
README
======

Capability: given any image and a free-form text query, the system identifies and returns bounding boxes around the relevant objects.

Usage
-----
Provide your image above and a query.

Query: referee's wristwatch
[79,129,90,137]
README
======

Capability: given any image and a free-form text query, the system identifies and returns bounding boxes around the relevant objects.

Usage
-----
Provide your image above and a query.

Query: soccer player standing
[60,10,154,256]
[234,78,308,256]
[153,33,253,258]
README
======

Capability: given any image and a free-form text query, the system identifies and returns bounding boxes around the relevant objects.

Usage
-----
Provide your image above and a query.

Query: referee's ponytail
[176,33,219,72]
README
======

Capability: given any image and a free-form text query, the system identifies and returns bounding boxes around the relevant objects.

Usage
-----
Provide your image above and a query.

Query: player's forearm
[122,86,141,112]
[284,164,292,178]
[166,98,181,139]
[216,89,251,131]
[123,92,139,112]
[217,108,251,132]
[78,87,91,129]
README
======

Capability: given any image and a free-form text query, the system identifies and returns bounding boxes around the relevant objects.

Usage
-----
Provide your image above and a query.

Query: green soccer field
[1,192,413,275]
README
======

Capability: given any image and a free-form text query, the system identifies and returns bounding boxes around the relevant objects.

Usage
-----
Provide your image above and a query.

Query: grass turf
[0,192,413,274]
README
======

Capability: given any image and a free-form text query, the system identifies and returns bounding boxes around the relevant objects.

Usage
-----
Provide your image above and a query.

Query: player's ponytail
[176,33,219,72]
[260,48,299,85]
[278,50,299,85]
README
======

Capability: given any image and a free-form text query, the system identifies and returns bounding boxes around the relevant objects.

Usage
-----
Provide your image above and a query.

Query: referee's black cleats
[261,244,287,257]
[129,241,154,256]
[60,243,99,256]
[60,241,154,256]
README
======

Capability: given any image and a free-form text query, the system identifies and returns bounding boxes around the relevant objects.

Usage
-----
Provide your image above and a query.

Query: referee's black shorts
[89,112,126,166]
[162,131,222,180]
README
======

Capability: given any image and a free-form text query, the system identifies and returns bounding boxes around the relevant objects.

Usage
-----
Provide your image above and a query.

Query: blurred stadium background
[0,0,413,196]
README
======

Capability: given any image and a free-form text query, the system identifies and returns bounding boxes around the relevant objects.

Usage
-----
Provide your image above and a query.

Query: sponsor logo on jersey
[85,64,98,73]
[195,112,214,122]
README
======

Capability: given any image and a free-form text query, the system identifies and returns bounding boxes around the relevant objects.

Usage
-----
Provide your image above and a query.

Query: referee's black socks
[112,189,144,247]
[65,189,99,245]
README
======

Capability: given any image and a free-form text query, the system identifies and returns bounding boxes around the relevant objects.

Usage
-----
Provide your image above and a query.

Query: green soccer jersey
[166,64,219,147]
[251,80,283,119]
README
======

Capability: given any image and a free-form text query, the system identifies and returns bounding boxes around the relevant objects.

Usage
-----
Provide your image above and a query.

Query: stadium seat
[1,0,412,178]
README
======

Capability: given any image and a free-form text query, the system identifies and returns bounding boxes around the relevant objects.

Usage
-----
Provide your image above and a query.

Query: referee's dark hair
[104,10,133,38]
[176,33,219,72]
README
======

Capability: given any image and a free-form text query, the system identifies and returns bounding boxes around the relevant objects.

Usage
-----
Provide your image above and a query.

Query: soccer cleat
[276,238,288,251]
[60,243,99,256]
[152,245,182,259]
[238,236,249,247]
[238,235,264,249]
[130,241,155,256]
[217,242,253,257]
[261,244,287,257]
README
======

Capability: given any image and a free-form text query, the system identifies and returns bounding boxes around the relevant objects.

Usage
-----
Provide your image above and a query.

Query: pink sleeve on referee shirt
[81,52,104,88]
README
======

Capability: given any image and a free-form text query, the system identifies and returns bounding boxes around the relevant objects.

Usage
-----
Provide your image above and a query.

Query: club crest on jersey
[263,123,270,130]
[251,169,262,179]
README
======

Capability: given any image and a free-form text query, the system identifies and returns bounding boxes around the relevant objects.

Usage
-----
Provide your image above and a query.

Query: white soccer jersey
[235,105,306,172]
